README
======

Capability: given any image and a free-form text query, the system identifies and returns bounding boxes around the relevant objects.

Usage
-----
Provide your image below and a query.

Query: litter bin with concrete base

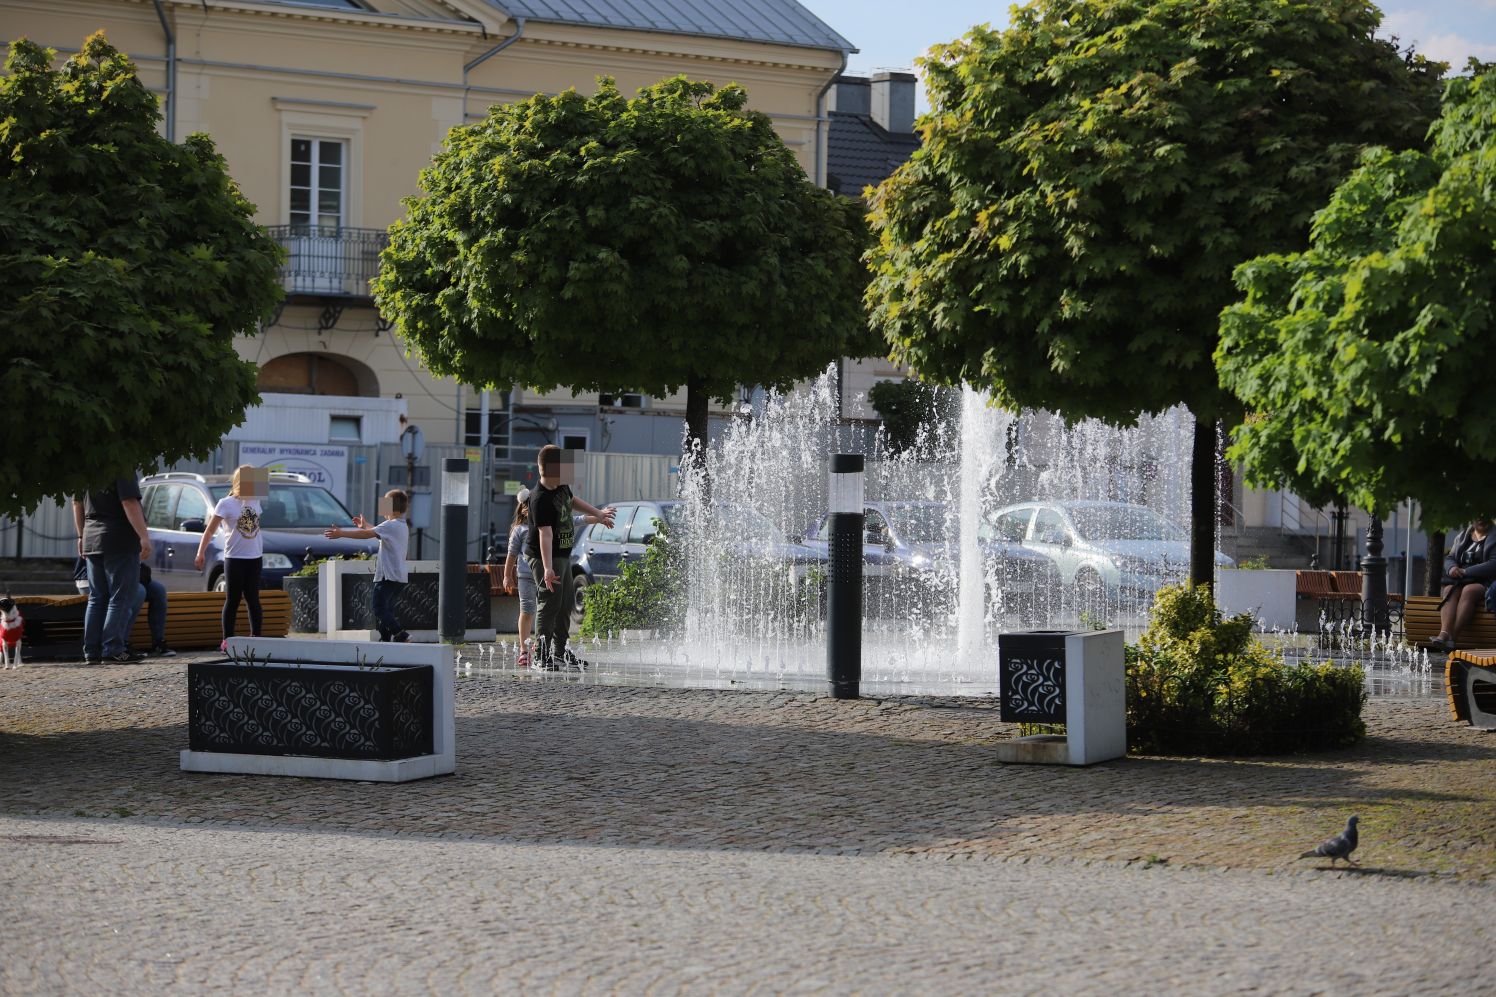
[993,628,1127,766]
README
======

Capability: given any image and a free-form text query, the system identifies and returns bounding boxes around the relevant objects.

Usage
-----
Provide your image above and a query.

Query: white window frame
[274,98,370,229]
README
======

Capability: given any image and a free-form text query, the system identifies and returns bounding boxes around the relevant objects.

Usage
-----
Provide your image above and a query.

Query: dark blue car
[140,472,378,592]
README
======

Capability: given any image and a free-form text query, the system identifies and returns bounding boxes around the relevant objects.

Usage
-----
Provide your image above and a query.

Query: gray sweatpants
[528,554,572,655]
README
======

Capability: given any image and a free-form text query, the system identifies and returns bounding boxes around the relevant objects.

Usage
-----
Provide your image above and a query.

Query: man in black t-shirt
[71,477,152,664]
[524,444,614,670]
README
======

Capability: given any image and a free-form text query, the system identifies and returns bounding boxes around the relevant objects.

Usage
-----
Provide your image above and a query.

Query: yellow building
[4,0,855,459]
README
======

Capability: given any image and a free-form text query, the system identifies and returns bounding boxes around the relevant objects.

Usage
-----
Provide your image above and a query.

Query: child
[196,465,266,651]
[325,489,410,642]
[527,445,614,670]
[501,489,537,667]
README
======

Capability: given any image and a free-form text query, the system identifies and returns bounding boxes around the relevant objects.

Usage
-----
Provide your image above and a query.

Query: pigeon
[1299,815,1359,867]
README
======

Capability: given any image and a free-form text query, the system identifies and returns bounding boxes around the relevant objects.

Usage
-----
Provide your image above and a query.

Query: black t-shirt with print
[525,483,575,561]
[81,478,143,557]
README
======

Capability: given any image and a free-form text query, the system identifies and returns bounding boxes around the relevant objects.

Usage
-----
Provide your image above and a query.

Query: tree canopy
[864,0,1443,424]
[373,75,874,450]
[1217,71,1496,530]
[0,33,282,517]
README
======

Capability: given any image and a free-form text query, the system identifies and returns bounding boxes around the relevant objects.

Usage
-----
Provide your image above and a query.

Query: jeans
[84,550,141,659]
[372,580,406,640]
[127,579,168,647]
[530,556,572,657]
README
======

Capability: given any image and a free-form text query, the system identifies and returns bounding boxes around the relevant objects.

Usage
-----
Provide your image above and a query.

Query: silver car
[989,500,1234,605]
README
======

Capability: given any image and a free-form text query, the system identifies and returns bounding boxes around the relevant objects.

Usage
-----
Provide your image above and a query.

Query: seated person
[126,562,175,658]
[1431,517,1496,651]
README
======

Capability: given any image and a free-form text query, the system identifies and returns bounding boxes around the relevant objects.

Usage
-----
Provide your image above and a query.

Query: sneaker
[393,631,411,644]
[105,650,134,664]
[82,655,101,666]
[556,648,589,672]
[150,643,178,658]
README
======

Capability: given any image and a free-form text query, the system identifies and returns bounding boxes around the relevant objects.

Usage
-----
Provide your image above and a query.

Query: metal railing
[265,225,389,298]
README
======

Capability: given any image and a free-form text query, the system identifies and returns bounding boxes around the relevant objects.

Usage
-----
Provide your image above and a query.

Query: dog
[0,597,22,668]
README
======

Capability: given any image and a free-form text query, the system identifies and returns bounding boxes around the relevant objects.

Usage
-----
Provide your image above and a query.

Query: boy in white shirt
[326,489,411,642]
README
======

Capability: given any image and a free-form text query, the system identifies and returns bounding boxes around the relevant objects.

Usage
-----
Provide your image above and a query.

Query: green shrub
[1126,584,1366,755]
[578,522,684,638]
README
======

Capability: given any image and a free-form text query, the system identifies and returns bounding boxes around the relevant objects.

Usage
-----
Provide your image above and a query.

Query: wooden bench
[1445,648,1496,729]
[468,563,503,597]
[129,590,290,649]
[1403,594,1496,650]
[14,590,290,656]
[1295,570,1364,601]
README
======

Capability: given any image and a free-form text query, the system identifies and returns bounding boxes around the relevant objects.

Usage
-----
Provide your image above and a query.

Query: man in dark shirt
[72,477,152,664]
[524,444,614,671]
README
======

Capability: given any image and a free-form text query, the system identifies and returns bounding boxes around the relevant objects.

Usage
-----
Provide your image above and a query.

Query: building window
[329,416,362,442]
[463,406,512,448]
[290,137,345,229]
[599,393,646,409]
[561,432,588,450]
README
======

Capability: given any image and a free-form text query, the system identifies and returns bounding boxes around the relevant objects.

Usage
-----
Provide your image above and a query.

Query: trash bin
[994,628,1127,766]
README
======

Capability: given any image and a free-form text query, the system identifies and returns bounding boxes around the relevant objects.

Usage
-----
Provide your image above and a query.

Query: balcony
[266,225,389,302]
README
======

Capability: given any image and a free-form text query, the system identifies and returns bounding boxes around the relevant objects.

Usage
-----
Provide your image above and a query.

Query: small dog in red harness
[0,597,22,668]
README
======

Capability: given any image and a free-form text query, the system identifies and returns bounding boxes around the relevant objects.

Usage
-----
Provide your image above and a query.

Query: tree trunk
[685,373,711,502]
[1190,417,1216,592]
[1425,529,1446,597]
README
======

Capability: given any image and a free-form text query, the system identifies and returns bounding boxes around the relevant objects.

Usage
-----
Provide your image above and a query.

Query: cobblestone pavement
[2,657,1495,993]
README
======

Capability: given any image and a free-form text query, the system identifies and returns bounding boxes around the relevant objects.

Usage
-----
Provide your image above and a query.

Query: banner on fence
[240,442,349,501]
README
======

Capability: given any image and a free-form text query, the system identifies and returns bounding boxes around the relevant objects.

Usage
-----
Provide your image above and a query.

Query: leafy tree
[0,34,283,518]
[864,0,1443,586]
[373,76,874,456]
[868,377,958,455]
[1218,71,1496,540]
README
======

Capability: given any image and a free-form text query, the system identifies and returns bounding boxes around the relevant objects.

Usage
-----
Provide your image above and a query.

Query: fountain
[460,365,1434,701]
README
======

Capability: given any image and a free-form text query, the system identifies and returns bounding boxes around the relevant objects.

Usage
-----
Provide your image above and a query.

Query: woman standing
[1431,517,1496,651]
[195,465,266,651]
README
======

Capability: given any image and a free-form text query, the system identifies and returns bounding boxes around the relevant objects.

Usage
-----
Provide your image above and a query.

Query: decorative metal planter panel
[284,576,321,633]
[188,660,434,760]
[340,572,488,631]
[998,630,1075,725]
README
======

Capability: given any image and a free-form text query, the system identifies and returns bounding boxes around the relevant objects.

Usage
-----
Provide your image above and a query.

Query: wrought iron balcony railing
[266,225,389,300]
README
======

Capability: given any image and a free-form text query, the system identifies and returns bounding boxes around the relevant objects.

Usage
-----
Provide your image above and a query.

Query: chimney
[827,74,870,117]
[870,71,916,134]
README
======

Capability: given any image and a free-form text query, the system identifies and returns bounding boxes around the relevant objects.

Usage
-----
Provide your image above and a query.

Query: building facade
[5,0,855,511]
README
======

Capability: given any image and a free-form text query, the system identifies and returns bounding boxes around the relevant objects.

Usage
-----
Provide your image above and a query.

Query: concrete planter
[181,637,456,782]
[318,559,495,642]
[994,629,1126,766]
[283,574,321,634]
[1216,568,1298,631]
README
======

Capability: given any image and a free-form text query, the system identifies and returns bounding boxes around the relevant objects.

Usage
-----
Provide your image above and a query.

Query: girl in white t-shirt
[195,465,266,651]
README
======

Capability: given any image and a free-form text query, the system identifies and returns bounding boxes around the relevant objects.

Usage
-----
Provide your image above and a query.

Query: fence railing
[265,225,389,298]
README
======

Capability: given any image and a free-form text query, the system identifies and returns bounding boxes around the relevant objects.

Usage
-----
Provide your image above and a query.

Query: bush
[1126,584,1366,755]
[577,524,684,638]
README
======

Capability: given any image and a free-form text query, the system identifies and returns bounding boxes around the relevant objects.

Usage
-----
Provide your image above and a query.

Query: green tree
[373,76,874,455]
[1217,70,1496,539]
[868,378,958,455]
[864,0,1443,586]
[0,34,283,517]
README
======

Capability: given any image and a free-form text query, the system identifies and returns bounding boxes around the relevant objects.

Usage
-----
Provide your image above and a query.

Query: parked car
[140,471,379,592]
[988,500,1234,606]
[568,500,824,622]
[800,500,1057,622]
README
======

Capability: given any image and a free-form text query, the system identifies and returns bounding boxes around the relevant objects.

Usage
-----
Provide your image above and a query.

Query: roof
[487,1,855,53]
[825,110,920,198]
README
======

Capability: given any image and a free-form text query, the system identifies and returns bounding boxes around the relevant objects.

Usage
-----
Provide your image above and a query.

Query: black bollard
[827,453,864,700]
[439,457,470,644]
